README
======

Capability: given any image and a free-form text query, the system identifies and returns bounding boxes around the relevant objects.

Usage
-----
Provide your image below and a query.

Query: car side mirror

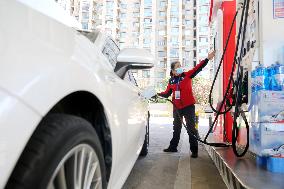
[115,48,154,78]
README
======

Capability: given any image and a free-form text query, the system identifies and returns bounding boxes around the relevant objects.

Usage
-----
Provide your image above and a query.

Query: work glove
[151,94,158,99]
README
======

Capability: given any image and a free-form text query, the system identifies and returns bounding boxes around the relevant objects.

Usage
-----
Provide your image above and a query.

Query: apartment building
[56,0,211,88]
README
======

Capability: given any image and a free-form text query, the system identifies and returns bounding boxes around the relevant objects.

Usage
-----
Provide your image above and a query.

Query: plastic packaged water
[251,69,256,93]
[280,64,284,91]
[272,63,283,91]
[270,64,278,91]
[254,66,259,91]
[263,66,271,90]
[255,64,264,91]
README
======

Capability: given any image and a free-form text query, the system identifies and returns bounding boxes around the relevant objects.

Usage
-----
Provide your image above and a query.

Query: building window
[134,40,139,47]
[183,59,190,67]
[133,22,139,28]
[82,22,88,30]
[120,23,127,28]
[144,28,151,35]
[144,38,151,44]
[142,70,151,78]
[170,49,179,58]
[171,28,179,34]
[132,32,139,37]
[158,40,166,46]
[158,51,166,57]
[159,11,166,17]
[121,3,127,9]
[160,1,166,7]
[200,6,208,13]
[82,3,89,12]
[133,12,140,17]
[171,36,178,46]
[156,71,166,78]
[199,37,208,43]
[185,40,191,46]
[171,17,178,23]
[184,30,191,35]
[185,51,190,58]
[171,7,179,16]
[159,61,166,68]
[144,8,152,17]
[159,30,166,36]
[119,42,125,48]
[120,32,126,38]
[145,0,152,6]
[106,20,113,26]
[120,13,126,18]
[144,18,152,23]
[199,27,208,32]
[185,20,192,26]
[134,3,140,8]
[106,2,113,9]
[199,49,209,55]
[82,12,89,20]
[185,10,191,15]
[159,20,165,25]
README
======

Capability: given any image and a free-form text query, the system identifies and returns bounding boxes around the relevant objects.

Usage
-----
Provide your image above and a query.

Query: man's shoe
[163,147,178,152]
[191,153,198,158]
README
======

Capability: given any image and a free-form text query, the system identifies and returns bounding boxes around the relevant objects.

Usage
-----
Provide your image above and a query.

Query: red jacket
[158,59,209,109]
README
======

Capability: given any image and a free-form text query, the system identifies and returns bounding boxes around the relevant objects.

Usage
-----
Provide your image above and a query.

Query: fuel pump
[210,0,284,166]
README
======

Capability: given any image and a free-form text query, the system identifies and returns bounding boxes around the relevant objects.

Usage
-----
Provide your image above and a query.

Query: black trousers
[169,105,198,153]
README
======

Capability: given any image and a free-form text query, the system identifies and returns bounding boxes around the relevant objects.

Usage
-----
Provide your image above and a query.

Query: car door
[100,38,146,183]
[123,70,148,148]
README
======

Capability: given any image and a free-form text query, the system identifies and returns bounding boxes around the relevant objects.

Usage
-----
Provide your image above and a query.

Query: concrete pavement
[122,116,226,189]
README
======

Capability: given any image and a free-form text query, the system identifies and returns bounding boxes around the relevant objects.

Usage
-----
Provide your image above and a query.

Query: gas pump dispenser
[210,0,284,171]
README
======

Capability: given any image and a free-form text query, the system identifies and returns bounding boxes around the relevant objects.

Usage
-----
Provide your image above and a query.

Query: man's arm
[158,83,172,98]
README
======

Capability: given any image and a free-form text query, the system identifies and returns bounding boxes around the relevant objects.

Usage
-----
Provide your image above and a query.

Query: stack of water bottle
[251,62,284,93]
[249,48,284,173]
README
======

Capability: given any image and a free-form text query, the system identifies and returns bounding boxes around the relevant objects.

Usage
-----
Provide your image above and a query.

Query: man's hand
[207,50,216,60]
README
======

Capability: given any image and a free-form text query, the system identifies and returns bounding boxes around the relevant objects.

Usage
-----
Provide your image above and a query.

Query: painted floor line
[174,132,191,189]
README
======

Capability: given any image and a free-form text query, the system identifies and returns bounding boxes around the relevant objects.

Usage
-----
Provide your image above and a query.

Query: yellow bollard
[195,112,199,129]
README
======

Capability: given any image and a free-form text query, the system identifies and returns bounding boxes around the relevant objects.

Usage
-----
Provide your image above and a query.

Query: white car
[0,1,154,189]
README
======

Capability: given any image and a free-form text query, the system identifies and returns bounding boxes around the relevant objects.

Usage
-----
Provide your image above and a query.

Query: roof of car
[17,0,81,29]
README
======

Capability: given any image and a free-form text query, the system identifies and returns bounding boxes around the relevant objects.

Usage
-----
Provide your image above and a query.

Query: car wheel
[140,112,150,157]
[6,114,107,189]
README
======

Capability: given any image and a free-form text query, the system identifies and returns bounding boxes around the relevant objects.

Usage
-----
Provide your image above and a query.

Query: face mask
[175,67,183,75]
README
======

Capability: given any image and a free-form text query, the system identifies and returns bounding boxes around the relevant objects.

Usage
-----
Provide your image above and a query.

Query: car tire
[6,114,107,189]
[140,112,150,157]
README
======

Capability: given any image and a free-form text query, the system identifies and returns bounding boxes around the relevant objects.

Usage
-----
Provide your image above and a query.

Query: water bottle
[272,63,281,91]
[280,63,284,91]
[269,64,276,90]
[263,66,270,90]
[251,69,256,93]
[256,64,264,91]
[254,66,259,92]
